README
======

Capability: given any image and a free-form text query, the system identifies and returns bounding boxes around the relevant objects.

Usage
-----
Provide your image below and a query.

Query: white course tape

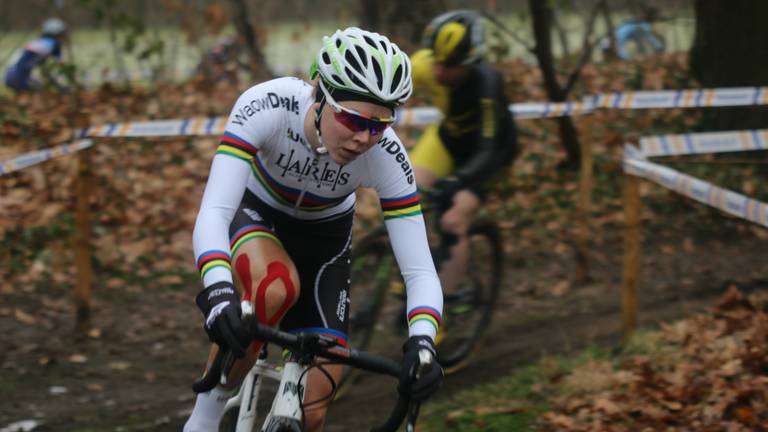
[80,116,228,138]
[395,107,441,127]
[511,101,595,119]
[0,139,93,176]
[4,86,768,176]
[588,87,768,110]
[624,144,768,228]
[394,101,595,126]
[640,129,768,157]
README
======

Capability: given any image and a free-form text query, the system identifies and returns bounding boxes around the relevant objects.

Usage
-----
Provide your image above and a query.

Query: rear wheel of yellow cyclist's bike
[435,218,503,373]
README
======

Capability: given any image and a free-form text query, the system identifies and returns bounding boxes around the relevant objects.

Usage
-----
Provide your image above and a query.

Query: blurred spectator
[4,18,68,92]
[195,35,245,84]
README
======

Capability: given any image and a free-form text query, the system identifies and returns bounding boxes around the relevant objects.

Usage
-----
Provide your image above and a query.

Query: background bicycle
[338,191,503,395]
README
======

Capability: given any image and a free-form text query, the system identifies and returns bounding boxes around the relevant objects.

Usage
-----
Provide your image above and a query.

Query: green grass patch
[420,346,617,432]
[418,332,678,432]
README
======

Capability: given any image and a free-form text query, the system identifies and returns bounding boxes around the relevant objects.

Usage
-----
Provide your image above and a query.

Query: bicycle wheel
[336,229,404,397]
[435,218,503,372]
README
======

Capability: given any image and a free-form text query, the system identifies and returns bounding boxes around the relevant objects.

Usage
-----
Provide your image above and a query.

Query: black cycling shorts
[229,189,353,346]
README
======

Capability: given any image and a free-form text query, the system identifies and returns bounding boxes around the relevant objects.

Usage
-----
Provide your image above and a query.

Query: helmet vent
[391,65,403,93]
[345,51,361,71]
[363,35,377,49]
[354,46,368,67]
[372,61,383,89]
[322,52,330,64]
[345,67,366,89]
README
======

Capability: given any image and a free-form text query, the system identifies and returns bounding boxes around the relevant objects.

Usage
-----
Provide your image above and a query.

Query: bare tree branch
[481,11,537,56]
[228,0,274,81]
[563,0,605,94]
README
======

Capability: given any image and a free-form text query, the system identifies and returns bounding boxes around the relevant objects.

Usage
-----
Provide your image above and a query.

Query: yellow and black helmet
[422,10,485,66]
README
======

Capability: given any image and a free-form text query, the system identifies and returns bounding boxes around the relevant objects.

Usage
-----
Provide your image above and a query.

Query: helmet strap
[312,97,329,155]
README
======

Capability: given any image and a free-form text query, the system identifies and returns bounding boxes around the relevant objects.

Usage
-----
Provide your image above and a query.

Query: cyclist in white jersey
[184,27,444,432]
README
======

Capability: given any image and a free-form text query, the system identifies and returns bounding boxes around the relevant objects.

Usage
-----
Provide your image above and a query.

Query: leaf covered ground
[539,287,768,431]
[1,53,767,430]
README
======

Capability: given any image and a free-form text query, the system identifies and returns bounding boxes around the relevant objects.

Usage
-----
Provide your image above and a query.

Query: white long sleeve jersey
[192,77,443,339]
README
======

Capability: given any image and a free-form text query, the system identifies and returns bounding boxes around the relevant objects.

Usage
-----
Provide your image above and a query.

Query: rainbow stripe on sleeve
[216,132,258,162]
[407,306,442,332]
[380,192,422,220]
[196,249,232,279]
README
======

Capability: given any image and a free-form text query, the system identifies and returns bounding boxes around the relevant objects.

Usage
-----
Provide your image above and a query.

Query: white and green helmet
[311,27,413,106]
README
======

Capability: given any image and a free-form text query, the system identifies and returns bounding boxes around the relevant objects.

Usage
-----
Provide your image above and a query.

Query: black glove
[195,281,249,358]
[398,336,444,401]
[431,176,464,204]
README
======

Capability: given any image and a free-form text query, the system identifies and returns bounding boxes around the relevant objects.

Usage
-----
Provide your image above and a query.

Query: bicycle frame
[220,303,310,432]
[224,356,303,431]
[192,301,416,432]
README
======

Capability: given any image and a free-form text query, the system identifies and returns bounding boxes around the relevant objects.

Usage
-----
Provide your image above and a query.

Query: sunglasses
[319,81,395,136]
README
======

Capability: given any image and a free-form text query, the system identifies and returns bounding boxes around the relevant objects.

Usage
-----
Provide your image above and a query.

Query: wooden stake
[621,173,641,341]
[74,112,93,332]
[575,115,594,283]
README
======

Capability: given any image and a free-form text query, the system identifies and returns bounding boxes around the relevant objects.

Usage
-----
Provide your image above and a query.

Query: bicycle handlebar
[191,318,413,432]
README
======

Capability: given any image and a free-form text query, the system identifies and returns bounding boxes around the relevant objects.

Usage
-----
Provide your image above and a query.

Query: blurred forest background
[1,1,767,431]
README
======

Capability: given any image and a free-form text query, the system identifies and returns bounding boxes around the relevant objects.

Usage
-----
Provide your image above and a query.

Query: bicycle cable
[297,361,339,426]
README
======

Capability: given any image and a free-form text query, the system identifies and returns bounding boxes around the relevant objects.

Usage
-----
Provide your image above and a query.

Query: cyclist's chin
[329,147,357,165]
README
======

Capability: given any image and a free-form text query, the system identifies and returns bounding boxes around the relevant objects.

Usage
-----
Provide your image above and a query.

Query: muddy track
[0,223,765,431]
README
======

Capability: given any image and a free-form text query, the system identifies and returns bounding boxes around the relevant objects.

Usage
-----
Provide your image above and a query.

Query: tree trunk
[528,0,581,168]
[358,0,443,49]
[690,0,768,130]
[359,0,381,32]
[228,0,274,82]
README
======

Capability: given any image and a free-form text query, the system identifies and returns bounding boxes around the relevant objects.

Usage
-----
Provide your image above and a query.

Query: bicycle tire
[336,229,402,397]
[435,218,503,373]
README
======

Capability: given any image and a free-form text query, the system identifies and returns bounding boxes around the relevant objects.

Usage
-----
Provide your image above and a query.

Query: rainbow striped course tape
[624,133,767,228]
[0,139,93,176]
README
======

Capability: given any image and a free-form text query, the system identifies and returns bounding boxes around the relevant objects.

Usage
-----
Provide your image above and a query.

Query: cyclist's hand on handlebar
[431,176,464,203]
[195,281,249,358]
[398,336,444,402]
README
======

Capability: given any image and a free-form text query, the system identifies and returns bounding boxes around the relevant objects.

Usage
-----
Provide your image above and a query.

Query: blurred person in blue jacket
[4,18,67,92]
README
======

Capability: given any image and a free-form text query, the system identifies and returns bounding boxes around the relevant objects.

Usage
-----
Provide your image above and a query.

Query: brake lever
[219,300,256,386]
[406,401,421,432]
[219,349,236,386]
[404,349,433,431]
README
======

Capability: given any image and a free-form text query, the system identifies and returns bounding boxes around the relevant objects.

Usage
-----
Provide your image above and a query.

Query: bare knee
[252,262,300,313]
[235,255,300,323]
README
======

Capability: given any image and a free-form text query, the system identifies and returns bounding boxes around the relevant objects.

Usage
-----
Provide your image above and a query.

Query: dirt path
[0,221,765,431]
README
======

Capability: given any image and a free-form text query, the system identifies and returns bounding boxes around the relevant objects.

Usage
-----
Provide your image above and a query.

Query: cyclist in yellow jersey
[410,10,519,293]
